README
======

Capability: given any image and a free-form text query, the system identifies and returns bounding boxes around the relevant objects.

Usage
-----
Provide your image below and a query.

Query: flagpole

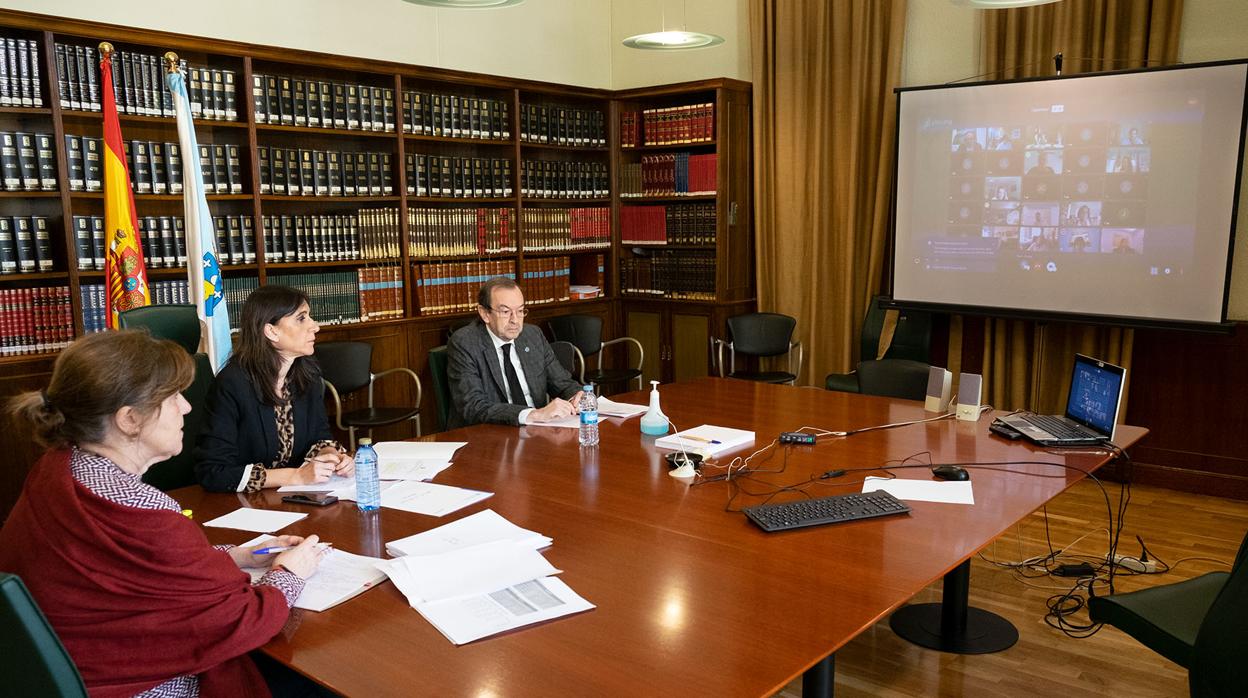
[99,41,151,329]
[166,51,232,371]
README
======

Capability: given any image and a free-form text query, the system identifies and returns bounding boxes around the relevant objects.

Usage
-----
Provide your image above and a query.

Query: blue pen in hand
[253,542,331,555]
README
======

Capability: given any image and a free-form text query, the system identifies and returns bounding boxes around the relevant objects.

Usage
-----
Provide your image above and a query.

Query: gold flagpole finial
[98,42,114,58]
[163,52,180,73]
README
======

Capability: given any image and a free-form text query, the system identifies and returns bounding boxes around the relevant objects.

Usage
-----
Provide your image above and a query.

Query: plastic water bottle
[354,438,380,511]
[578,385,599,447]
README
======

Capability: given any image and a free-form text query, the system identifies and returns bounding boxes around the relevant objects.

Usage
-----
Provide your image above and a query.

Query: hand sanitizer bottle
[640,380,669,436]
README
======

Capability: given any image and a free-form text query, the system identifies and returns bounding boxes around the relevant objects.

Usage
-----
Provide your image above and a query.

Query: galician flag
[99,42,150,328]
[165,52,231,372]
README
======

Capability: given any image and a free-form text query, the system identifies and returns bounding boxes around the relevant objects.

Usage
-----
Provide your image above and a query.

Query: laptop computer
[997,354,1126,446]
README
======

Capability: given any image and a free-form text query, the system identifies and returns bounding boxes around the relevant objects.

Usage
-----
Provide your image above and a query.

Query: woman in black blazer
[195,285,353,492]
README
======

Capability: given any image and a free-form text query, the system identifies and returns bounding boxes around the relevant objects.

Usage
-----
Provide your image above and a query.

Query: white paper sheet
[524,397,650,429]
[386,509,551,557]
[203,508,307,533]
[861,476,975,505]
[381,540,559,603]
[654,424,755,457]
[380,480,492,516]
[237,543,386,612]
[374,441,468,462]
[414,576,595,645]
[378,459,452,482]
[596,397,647,418]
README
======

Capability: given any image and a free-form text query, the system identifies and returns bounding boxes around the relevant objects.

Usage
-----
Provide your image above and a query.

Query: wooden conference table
[178,378,1145,697]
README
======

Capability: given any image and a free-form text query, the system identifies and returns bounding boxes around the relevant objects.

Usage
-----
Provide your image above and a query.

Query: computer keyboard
[743,490,911,533]
[1025,414,1094,439]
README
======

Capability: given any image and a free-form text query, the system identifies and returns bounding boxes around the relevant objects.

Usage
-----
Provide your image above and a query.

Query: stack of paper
[654,424,755,457]
[386,509,551,557]
[379,539,593,645]
[373,441,466,481]
[380,480,492,516]
[525,397,649,429]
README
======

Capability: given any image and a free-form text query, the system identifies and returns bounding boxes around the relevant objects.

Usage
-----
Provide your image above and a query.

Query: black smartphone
[281,493,339,507]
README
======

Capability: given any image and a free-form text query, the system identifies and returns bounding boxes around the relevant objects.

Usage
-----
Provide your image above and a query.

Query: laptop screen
[1064,355,1126,437]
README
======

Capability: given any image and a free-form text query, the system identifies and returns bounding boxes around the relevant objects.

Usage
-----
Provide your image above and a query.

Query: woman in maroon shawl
[0,330,326,697]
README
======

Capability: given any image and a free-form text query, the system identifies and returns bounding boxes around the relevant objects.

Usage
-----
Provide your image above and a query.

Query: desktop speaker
[956,373,983,422]
[925,366,953,413]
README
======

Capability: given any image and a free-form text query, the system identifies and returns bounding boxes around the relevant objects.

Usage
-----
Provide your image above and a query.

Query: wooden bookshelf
[0,9,754,511]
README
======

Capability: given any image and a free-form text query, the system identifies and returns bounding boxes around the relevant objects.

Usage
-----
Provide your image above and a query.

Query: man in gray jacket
[446,276,583,429]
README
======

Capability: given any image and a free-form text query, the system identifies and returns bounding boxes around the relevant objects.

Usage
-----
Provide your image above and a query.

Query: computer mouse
[931,465,970,481]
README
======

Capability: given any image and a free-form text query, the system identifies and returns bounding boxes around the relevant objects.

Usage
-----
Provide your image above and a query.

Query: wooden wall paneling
[0,357,57,521]
[1126,325,1248,499]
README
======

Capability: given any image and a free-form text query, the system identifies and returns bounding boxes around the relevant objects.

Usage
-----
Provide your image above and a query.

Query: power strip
[1112,554,1157,573]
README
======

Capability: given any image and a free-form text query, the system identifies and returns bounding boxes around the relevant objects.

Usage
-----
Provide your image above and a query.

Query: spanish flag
[100,42,150,329]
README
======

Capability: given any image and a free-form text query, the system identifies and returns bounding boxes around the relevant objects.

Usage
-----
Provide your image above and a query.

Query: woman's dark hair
[8,330,193,448]
[232,285,319,405]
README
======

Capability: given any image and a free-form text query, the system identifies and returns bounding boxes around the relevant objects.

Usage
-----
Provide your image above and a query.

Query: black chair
[711,312,802,385]
[826,297,931,393]
[315,341,422,449]
[0,573,88,697]
[118,304,214,491]
[550,340,584,383]
[428,345,452,431]
[856,359,930,401]
[547,314,643,391]
[1089,530,1248,697]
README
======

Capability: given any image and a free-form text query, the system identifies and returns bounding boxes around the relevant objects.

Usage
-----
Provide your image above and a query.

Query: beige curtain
[751,0,908,386]
[966,0,1184,412]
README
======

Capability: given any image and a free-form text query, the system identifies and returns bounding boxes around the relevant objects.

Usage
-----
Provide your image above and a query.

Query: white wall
[1,0,615,89]
[901,0,1248,320]
[609,0,750,90]
[2,0,751,91]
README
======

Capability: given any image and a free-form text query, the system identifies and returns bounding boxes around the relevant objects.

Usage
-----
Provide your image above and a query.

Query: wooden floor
[775,480,1248,697]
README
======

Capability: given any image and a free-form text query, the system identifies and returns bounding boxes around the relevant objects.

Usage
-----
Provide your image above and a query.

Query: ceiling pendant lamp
[951,0,1061,7]
[622,0,724,51]
[401,0,525,8]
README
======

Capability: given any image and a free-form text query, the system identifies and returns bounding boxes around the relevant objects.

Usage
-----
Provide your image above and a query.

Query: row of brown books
[620,203,717,245]
[0,286,73,357]
[521,208,610,252]
[1,132,56,192]
[620,103,714,147]
[619,153,717,198]
[1,36,41,108]
[621,251,715,300]
[413,259,514,316]
[253,73,393,132]
[408,207,516,258]
[357,265,405,322]
[519,256,572,305]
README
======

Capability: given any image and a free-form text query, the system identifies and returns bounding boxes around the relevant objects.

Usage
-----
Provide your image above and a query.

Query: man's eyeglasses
[487,306,528,320]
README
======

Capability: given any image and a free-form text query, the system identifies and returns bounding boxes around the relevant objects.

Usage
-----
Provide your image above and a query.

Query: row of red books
[621,204,718,246]
[521,208,610,252]
[620,103,715,147]
[0,286,73,356]
[408,207,517,258]
[358,265,405,322]
[620,153,718,198]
